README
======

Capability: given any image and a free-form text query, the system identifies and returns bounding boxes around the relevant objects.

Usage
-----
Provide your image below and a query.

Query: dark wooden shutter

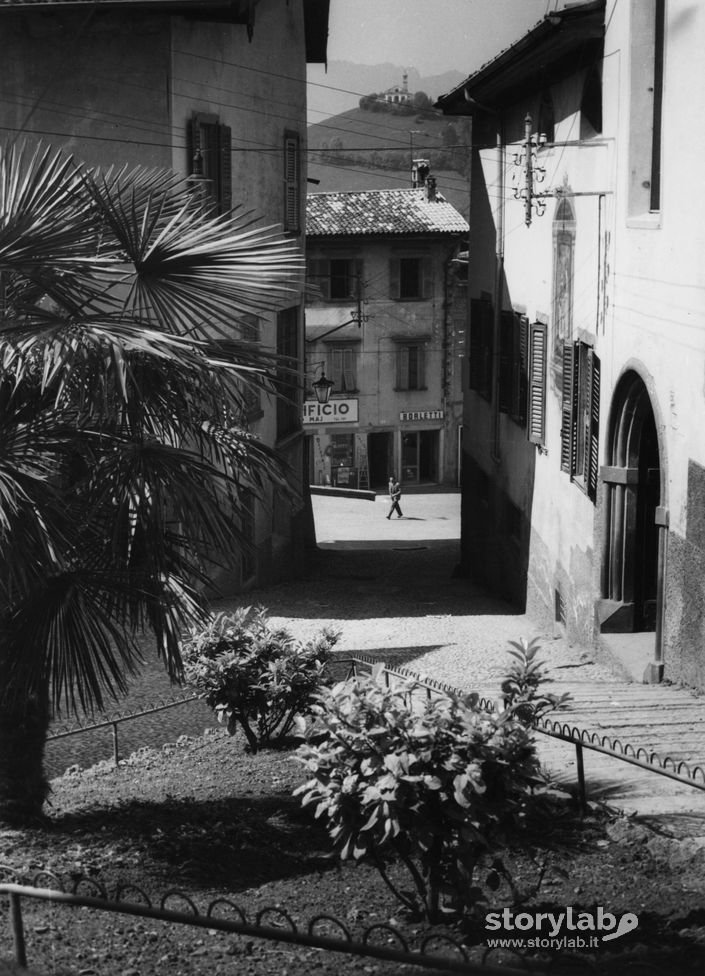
[587,349,601,501]
[397,344,409,389]
[499,310,514,413]
[342,348,356,391]
[188,117,202,174]
[512,314,528,425]
[560,341,578,474]
[421,257,433,299]
[219,124,232,214]
[284,133,300,232]
[527,321,547,445]
[389,258,400,299]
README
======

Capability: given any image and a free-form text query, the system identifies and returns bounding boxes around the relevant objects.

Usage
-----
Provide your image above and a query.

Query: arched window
[581,67,603,137]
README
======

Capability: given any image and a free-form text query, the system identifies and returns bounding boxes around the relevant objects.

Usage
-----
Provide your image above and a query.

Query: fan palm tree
[0,143,304,824]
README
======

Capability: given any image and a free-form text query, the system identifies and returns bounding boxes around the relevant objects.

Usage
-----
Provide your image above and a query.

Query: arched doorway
[601,372,661,632]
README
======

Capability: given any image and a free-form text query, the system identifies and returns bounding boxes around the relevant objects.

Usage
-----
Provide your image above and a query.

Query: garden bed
[0,730,704,975]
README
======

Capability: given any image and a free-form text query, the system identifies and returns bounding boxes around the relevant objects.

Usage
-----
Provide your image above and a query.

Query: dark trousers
[387,498,403,518]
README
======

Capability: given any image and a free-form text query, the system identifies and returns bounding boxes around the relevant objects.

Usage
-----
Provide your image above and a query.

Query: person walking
[387,475,403,519]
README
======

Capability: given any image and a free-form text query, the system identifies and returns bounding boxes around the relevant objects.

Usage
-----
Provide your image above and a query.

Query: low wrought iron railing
[47,693,202,768]
[347,654,705,809]
[0,869,527,975]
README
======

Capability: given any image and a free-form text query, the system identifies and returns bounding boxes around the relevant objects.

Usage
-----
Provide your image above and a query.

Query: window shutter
[560,341,578,474]
[527,322,547,445]
[421,258,433,299]
[188,117,202,174]
[499,311,514,413]
[343,348,356,391]
[587,349,601,501]
[417,344,425,389]
[354,260,364,301]
[219,124,232,214]
[389,258,400,299]
[284,133,300,232]
[512,314,529,425]
[397,344,409,389]
[330,348,343,389]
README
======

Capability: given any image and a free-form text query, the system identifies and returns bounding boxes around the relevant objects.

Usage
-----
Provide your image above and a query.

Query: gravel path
[46,493,624,778]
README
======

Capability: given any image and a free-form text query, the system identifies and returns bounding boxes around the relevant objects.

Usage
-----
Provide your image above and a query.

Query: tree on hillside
[0,143,302,825]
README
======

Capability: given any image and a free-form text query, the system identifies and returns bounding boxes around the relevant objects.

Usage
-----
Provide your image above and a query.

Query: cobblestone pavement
[48,492,705,837]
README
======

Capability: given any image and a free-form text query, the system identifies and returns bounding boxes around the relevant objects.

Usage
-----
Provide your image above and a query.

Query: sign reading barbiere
[303,399,359,424]
[399,410,445,422]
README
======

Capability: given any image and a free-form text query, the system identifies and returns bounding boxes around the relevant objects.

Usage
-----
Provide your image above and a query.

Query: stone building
[0,0,330,589]
[438,0,705,688]
[305,173,468,491]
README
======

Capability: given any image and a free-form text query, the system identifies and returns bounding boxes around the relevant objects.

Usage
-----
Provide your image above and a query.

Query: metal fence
[348,654,705,808]
[0,870,528,976]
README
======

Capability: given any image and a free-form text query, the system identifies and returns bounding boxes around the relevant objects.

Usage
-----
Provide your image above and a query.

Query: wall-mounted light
[308,363,334,404]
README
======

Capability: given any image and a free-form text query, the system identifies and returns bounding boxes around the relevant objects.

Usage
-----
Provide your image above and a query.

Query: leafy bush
[295,663,544,922]
[501,637,572,722]
[182,607,339,752]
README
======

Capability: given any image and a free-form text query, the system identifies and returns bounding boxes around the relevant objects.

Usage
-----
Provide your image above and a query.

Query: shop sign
[303,399,359,424]
[399,410,445,422]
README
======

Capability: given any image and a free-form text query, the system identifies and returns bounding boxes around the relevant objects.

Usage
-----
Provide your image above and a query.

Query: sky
[307,0,554,118]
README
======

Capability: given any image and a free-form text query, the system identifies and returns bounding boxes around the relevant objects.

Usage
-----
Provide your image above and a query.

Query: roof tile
[306,188,468,238]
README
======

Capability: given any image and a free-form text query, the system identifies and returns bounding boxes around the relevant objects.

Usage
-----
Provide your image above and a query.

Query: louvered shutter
[188,117,202,174]
[527,322,547,445]
[512,314,529,425]
[587,349,601,501]
[421,258,433,299]
[284,133,300,232]
[307,258,330,300]
[417,344,425,389]
[560,341,578,474]
[342,348,356,391]
[389,258,400,299]
[499,311,514,414]
[397,344,409,389]
[219,124,232,214]
[330,348,343,390]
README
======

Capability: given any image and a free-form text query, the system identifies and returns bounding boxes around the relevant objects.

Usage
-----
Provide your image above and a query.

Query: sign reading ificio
[303,399,359,424]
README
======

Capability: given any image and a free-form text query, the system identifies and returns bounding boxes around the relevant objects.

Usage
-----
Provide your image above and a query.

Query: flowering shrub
[501,637,572,722]
[182,607,339,751]
[295,663,544,922]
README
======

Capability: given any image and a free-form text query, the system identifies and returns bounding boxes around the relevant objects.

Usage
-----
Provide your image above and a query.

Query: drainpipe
[491,115,505,463]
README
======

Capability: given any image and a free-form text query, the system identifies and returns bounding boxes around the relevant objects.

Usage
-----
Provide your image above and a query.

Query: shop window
[469,297,493,400]
[396,342,426,391]
[284,131,301,232]
[188,113,232,215]
[390,256,431,300]
[328,345,358,393]
[307,257,362,302]
[276,306,300,440]
[561,340,600,501]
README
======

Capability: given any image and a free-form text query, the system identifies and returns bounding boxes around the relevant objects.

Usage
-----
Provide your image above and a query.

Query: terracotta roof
[306,188,468,239]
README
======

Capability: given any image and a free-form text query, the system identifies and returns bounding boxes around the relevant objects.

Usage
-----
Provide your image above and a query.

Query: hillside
[307,103,471,219]
[307,60,465,124]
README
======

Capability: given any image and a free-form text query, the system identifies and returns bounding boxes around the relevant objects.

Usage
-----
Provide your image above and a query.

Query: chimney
[426,176,437,202]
